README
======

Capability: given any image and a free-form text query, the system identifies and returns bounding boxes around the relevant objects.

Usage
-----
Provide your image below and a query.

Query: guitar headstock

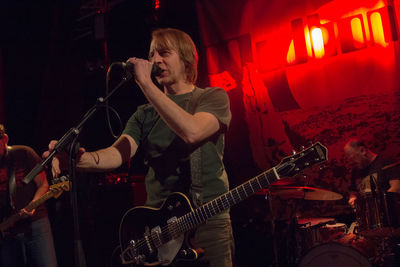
[49,180,71,199]
[276,142,328,178]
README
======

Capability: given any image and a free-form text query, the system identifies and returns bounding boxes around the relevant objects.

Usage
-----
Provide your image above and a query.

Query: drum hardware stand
[266,191,280,267]
[383,192,393,228]
[373,236,395,266]
[267,191,300,267]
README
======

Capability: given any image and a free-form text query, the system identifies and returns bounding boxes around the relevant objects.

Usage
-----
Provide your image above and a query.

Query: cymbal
[269,177,297,186]
[259,186,343,201]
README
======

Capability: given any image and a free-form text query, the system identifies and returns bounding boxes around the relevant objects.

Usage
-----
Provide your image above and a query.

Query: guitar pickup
[151,226,162,248]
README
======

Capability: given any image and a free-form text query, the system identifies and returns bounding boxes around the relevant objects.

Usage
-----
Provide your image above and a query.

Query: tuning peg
[291,150,297,155]
[59,175,70,182]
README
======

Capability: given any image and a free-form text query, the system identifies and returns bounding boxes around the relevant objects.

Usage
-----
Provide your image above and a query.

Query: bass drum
[298,242,372,267]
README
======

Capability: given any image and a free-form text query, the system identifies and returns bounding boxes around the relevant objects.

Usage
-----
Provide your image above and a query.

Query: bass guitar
[119,142,328,266]
[0,179,70,235]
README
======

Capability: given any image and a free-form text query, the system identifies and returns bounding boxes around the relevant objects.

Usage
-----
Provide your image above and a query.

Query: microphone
[121,61,163,77]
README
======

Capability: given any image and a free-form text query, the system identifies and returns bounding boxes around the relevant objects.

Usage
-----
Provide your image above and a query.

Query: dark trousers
[0,217,58,267]
[174,218,235,267]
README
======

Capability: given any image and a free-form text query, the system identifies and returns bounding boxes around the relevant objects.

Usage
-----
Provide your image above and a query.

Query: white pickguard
[157,234,184,265]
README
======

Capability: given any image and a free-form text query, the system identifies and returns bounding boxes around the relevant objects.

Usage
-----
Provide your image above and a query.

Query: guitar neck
[178,167,279,232]
[25,191,54,212]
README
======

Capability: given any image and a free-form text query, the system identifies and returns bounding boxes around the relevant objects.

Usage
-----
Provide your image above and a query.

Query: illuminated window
[337,14,366,53]
[320,22,337,57]
[370,12,387,47]
[367,6,398,46]
[311,27,325,58]
[289,18,308,65]
[305,26,313,57]
[351,18,365,49]
[287,40,296,64]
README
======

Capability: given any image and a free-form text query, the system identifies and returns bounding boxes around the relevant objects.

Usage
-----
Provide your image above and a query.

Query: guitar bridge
[120,240,147,265]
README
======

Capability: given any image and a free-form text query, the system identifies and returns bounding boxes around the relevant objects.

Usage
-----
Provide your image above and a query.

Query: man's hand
[42,140,86,177]
[126,57,154,88]
[388,179,400,194]
[18,208,35,218]
[348,194,357,207]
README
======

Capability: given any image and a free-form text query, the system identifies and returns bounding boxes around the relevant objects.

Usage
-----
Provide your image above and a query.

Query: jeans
[0,216,58,267]
[174,218,235,267]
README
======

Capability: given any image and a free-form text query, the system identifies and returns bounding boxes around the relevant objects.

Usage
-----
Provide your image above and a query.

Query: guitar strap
[6,146,16,210]
[188,87,204,209]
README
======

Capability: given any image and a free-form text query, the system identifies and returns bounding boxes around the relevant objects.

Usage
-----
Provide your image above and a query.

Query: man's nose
[152,52,162,63]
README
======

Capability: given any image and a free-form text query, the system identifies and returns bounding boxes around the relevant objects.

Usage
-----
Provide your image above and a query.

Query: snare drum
[296,218,346,255]
[319,222,347,241]
[355,192,400,233]
[298,242,373,267]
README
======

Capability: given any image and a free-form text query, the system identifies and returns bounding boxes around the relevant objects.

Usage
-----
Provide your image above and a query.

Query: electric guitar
[119,142,328,266]
[0,179,70,235]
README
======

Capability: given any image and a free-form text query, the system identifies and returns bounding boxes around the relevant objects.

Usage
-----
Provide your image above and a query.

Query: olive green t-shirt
[123,87,231,219]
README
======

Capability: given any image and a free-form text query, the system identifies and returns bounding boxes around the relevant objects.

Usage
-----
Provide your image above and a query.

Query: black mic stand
[22,70,133,267]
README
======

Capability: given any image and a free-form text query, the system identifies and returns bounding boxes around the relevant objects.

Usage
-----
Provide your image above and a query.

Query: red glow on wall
[208,71,237,92]
[256,40,283,72]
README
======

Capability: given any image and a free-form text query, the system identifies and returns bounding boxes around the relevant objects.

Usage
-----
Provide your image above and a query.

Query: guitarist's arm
[19,171,48,217]
[44,134,138,177]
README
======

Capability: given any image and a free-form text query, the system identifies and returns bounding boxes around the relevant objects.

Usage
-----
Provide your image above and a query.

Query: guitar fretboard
[25,191,54,212]
[177,167,279,234]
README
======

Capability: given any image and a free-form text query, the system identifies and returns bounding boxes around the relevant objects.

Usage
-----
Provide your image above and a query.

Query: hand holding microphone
[122,60,163,77]
[108,57,163,90]
[121,58,163,88]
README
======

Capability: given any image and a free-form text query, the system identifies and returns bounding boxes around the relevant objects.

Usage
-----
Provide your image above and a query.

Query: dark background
[0,1,264,266]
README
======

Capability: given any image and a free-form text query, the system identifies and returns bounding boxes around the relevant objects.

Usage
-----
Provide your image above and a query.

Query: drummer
[343,138,400,206]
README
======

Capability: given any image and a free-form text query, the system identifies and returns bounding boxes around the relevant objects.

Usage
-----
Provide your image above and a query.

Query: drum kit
[256,182,400,267]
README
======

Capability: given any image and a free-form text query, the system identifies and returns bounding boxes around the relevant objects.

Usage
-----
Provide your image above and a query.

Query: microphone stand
[22,71,133,267]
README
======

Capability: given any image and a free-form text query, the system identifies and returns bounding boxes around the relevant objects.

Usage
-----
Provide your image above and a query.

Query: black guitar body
[118,143,328,266]
[119,192,200,266]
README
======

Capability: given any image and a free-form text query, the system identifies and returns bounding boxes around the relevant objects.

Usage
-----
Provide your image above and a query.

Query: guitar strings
[123,182,260,258]
[124,173,272,257]
[122,147,320,261]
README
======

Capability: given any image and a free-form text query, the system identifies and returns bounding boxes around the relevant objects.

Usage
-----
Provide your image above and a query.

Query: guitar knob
[179,250,188,257]
[291,150,297,155]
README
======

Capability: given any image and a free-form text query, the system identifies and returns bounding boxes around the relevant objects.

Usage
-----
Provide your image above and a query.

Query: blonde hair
[149,28,198,83]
